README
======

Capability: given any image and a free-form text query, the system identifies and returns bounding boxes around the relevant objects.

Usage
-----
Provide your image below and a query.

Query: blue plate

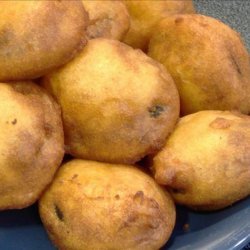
[0,197,249,250]
[166,198,250,250]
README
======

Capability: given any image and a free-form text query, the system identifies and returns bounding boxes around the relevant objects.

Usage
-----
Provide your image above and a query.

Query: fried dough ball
[43,38,179,164]
[148,14,250,115]
[152,110,250,211]
[0,0,88,81]
[39,160,176,250]
[0,81,64,210]
[123,0,195,51]
[82,0,130,40]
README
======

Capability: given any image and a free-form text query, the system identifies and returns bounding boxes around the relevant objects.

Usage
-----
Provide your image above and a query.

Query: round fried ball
[43,38,180,164]
[39,159,176,250]
[0,81,64,210]
[82,0,130,40]
[123,0,195,51]
[148,14,250,115]
[152,110,250,211]
[0,0,88,81]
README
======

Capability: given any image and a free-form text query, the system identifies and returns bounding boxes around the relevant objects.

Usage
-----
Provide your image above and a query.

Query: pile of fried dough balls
[0,1,249,249]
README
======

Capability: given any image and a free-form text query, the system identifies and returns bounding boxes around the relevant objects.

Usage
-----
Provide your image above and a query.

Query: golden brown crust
[82,0,130,40]
[123,0,195,51]
[152,110,250,211]
[39,160,176,250]
[43,38,180,164]
[148,14,250,115]
[0,81,64,210]
[0,0,88,81]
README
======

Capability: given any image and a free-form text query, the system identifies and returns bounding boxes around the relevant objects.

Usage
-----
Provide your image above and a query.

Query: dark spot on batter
[148,105,164,118]
[93,196,104,200]
[12,84,33,95]
[148,198,160,209]
[148,220,160,229]
[209,117,231,129]
[175,17,183,24]
[171,188,186,194]
[87,16,113,39]
[0,27,14,47]
[229,52,242,75]
[133,191,144,204]
[71,174,78,180]
[11,119,17,125]
[115,194,120,200]
[44,123,53,137]
[54,205,64,221]
[127,213,138,223]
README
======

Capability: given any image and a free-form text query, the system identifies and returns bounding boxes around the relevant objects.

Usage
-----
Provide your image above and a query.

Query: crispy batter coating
[152,110,250,211]
[39,160,176,250]
[0,81,64,210]
[82,0,130,40]
[0,0,88,81]
[123,0,195,51]
[43,38,179,164]
[148,14,250,115]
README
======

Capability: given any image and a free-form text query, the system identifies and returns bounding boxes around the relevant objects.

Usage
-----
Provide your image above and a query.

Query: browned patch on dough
[133,192,160,209]
[87,16,112,39]
[148,198,160,209]
[44,123,53,138]
[175,17,184,24]
[11,118,17,125]
[11,82,42,96]
[0,27,13,47]
[228,131,246,147]
[229,52,242,75]
[133,191,144,204]
[54,204,64,221]
[209,117,231,129]
[126,213,138,223]
[71,174,78,180]
[115,194,120,200]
